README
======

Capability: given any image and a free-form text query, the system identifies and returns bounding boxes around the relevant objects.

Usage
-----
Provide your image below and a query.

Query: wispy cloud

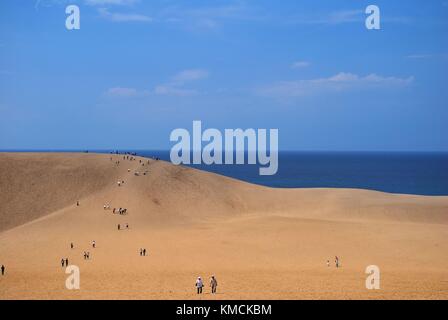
[98,8,152,22]
[406,53,448,59]
[103,69,208,98]
[257,72,414,98]
[105,87,149,97]
[153,86,198,97]
[154,69,209,96]
[287,9,363,25]
[291,61,311,69]
[159,3,265,31]
[286,9,411,26]
[85,0,138,6]
[172,69,209,83]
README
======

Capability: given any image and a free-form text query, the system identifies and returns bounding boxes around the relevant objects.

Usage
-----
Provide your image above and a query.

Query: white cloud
[324,9,364,24]
[154,86,197,97]
[406,54,434,59]
[85,0,138,6]
[257,72,414,97]
[98,8,152,22]
[105,87,148,97]
[159,3,264,31]
[406,53,448,59]
[153,69,209,96]
[291,61,311,69]
[104,69,208,98]
[172,69,209,83]
[287,9,363,25]
[286,9,411,26]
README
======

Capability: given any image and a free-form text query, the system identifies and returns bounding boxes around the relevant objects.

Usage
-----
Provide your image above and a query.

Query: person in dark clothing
[1,265,5,276]
[61,259,65,267]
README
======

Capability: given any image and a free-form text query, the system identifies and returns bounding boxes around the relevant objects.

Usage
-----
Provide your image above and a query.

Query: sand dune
[0,152,447,299]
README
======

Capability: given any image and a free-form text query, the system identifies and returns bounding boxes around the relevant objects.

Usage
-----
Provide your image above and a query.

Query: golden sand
[0,153,447,299]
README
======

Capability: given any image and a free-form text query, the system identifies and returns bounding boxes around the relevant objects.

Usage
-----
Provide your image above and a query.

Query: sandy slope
[0,152,447,300]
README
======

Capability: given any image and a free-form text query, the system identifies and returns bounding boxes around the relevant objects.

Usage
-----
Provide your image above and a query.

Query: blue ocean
[132,151,448,196]
[3,150,448,196]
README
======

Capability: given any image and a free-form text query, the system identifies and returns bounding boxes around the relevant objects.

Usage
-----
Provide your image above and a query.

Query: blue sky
[0,0,447,151]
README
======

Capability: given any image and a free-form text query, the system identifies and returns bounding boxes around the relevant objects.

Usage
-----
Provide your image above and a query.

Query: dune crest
[1,153,447,231]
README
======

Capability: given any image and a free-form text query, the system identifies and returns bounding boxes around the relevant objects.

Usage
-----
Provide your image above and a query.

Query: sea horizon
[2,150,447,196]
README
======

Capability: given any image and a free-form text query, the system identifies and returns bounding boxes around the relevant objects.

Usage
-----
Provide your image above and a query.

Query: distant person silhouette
[61,259,65,267]
[65,258,69,266]
[1,265,5,275]
[143,249,146,256]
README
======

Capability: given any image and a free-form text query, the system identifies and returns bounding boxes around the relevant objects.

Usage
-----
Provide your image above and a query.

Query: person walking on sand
[118,224,120,230]
[210,275,218,294]
[335,256,340,268]
[92,240,96,249]
[143,248,146,256]
[1,265,5,276]
[61,258,65,267]
[65,258,69,266]
[140,248,142,256]
[196,277,204,294]
[76,200,79,206]
[71,243,74,249]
